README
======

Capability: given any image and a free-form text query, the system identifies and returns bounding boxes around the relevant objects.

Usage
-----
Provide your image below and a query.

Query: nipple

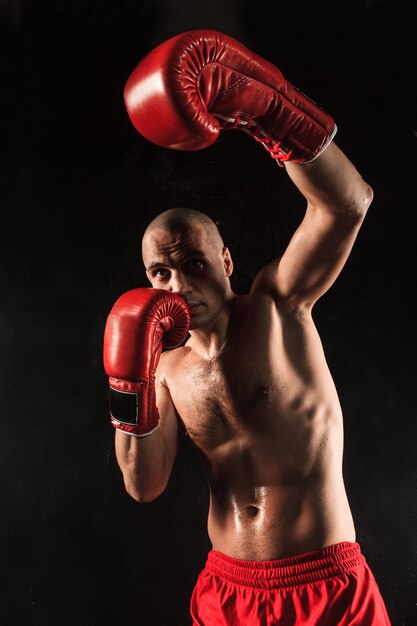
[255,385,271,402]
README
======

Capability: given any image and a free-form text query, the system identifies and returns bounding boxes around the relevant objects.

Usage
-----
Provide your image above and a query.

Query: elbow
[124,477,167,504]
[340,180,374,222]
[362,181,374,214]
[126,490,159,504]
[356,180,374,219]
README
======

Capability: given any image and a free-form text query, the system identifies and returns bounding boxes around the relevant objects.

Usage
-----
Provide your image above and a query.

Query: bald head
[142,208,224,258]
[141,209,234,322]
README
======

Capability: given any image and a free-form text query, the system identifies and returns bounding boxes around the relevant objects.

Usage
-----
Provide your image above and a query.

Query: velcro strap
[109,387,139,425]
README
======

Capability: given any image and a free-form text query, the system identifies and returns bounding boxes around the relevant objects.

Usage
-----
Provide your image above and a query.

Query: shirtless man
[104,31,391,625]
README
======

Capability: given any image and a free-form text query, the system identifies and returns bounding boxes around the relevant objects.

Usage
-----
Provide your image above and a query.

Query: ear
[223,247,233,277]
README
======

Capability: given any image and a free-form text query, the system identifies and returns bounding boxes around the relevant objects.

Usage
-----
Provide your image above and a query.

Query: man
[104,30,391,625]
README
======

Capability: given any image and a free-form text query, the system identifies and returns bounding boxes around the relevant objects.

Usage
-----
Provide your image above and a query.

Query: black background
[3,1,417,624]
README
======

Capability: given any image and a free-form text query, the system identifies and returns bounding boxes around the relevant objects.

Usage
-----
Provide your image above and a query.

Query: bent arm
[254,142,374,308]
[115,357,180,503]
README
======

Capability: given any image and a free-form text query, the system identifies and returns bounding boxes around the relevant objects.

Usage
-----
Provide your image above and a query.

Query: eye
[152,268,170,280]
[186,259,204,271]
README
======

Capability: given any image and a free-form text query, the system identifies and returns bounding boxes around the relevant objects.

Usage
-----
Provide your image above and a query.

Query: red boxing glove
[103,288,190,437]
[124,30,336,165]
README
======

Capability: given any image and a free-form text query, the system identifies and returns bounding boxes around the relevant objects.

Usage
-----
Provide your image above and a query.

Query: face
[142,223,233,330]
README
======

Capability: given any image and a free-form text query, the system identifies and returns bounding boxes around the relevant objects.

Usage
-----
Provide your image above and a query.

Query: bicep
[253,204,366,307]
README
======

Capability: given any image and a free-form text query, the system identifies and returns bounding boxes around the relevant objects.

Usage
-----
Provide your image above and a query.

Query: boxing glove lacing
[218,116,304,165]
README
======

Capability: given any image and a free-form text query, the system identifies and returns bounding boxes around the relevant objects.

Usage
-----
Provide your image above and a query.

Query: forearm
[103,288,189,502]
[284,142,373,219]
[115,428,172,502]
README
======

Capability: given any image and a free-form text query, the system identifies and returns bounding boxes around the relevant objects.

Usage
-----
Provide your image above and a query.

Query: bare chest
[166,300,336,450]
[168,345,286,448]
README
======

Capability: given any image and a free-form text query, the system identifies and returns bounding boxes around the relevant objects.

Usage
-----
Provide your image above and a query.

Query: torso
[159,292,355,560]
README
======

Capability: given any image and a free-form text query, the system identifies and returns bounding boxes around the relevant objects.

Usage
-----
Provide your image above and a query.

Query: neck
[189,293,236,358]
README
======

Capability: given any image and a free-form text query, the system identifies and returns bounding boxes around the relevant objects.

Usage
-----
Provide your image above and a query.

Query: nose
[169,271,192,297]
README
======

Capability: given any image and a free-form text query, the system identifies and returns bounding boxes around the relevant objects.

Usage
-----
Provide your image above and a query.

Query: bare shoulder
[157,345,190,384]
[250,257,283,297]
[249,257,298,311]
[248,260,316,326]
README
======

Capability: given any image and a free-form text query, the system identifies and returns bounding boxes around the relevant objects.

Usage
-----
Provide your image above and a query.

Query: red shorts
[190,542,391,625]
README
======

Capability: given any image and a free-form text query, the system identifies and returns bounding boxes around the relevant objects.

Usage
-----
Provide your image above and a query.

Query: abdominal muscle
[204,435,356,560]
[167,297,356,560]
[178,386,356,561]
[173,373,356,560]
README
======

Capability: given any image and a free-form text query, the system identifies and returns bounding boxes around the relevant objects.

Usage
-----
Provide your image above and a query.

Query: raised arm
[254,142,373,308]
[122,30,373,308]
[103,288,190,502]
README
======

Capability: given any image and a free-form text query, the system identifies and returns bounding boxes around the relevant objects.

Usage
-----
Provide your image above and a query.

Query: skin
[115,141,373,560]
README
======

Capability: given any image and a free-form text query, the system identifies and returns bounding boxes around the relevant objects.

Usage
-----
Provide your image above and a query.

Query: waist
[207,481,355,560]
[204,542,365,589]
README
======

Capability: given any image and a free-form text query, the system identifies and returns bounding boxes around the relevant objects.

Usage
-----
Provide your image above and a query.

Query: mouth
[187,302,203,313]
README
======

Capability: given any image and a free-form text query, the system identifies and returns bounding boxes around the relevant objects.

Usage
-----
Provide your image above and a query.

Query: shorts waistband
[205,542,365,589]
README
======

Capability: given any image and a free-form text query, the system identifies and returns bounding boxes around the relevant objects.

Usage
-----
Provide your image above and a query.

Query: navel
[246,505,260,518]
